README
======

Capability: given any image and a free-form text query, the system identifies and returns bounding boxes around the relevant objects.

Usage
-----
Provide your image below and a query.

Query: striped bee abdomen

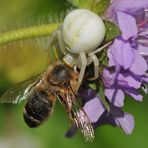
[23,91,53,128]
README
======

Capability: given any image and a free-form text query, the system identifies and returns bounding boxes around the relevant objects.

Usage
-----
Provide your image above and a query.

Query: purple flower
[102,0,148,107]
[105,0,148,60]
[66,0,148,139]
[138,15,148,61]
[103,68,143,107]
[82,89,134,135]
[65,89,134,137]
[105,0,148,22]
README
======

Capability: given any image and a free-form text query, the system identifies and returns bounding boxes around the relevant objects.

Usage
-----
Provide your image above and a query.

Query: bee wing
[0,74,41,104]
[66,88,95,141]
[55,86,94,141]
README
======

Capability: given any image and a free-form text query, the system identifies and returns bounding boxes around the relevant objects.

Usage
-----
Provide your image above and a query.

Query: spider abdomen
[62,9,106,54]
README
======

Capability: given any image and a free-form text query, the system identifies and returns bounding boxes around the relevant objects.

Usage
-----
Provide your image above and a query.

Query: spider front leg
[47,29,67,55]
[86,42,111,80]
[89,42,111,55]
[76,52,87,91]
[46,31,57,50]
[87,54,99,80]
[57,29,67,55]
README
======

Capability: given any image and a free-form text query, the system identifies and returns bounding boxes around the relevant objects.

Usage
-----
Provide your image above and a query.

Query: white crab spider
[49,9,109,91]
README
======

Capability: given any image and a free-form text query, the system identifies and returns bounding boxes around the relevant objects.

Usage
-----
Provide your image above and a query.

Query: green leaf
[89,83,97,90]
[104,20,121,43]
[0,23,59,46]
[67,0,94,9]
[68,0,111,15]
[98,84,110,112]
[92,0,111,15]
[98,48,108,67]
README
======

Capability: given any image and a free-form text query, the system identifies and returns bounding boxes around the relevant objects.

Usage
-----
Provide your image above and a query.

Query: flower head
[66,89,134,137]
[102,0,148,107]
[65,0,148,140]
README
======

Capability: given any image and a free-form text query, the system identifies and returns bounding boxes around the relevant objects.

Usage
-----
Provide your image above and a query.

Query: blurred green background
[0,0,148,148]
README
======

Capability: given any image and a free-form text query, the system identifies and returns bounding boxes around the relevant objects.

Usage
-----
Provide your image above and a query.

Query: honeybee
[0,61,94,141]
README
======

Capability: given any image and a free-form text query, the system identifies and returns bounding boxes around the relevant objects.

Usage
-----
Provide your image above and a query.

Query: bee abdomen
[23,91,52,128]
[23,108,41,127]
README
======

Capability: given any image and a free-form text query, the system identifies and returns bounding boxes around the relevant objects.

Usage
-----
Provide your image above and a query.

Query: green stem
[0,23,59,46]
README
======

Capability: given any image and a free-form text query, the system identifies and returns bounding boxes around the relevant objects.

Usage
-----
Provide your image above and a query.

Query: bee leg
[57,92,76,122]
[65,124,78,138]
[56,92,72,114]
[76,52,87,91]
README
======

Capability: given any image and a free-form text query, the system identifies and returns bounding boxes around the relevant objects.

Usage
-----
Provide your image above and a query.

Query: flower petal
[107,45,116,67]
[118,73,141,89]
[109,39,135,69]
[83,97,105,123]
[117,11,138,40]
[125,89,143,101]
[115,113,135,135]
[130,50,148,75]
[105,88,125,107]
[105,0,148,21]
[102,69,114,88]
[79,89,96,103]
[109,105,135,134]
[138,44,148,57]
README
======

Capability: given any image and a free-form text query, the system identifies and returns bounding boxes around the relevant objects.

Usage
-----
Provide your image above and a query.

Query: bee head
[49,64,71,86]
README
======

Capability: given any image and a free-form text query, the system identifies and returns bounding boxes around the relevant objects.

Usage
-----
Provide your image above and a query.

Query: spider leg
[45,31,57,52]
[46,28,66,55]
[45,31,58,63]
[87,54,99,80]
[76,52,87,91]
[86,42,111,80]
[57,29,67,55]
[88,42,111,56]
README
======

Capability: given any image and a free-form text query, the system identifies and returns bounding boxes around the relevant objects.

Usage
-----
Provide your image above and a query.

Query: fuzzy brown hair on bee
[23,90,53,127]
[0,61,94,141]
[23,61,79,128]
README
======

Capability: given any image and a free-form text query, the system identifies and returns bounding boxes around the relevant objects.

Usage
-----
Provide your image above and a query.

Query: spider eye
[62,9,106,54]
